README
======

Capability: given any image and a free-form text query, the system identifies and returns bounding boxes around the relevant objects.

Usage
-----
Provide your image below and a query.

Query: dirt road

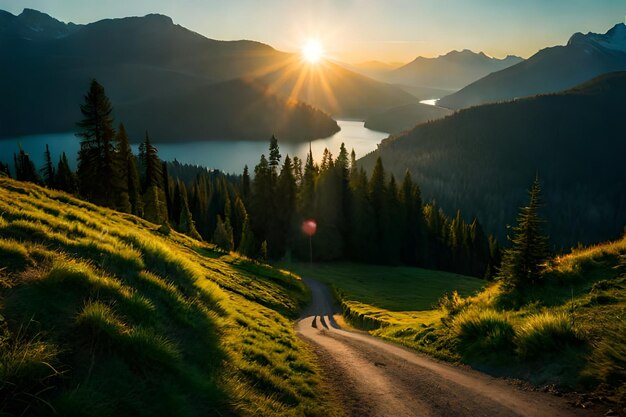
[296,277,596,417]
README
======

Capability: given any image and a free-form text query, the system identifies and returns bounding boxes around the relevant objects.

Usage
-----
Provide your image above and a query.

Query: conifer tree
[0,161,10,178]
[232,196,248,249]
[115,124,142,215]
[41,144,55,188]
[274,155,297,257]
[178,181,202,240]
[237,215,255,257]
[76,79,117,207]
[268,135,281,180]
[213,215,234,252]
[55,152,77,193]
[138,132,162,191]
[13,148,40,183]
[241,165,251,201]
[299,144,317,215]
[250,154,273,249]
[498,176,549,291]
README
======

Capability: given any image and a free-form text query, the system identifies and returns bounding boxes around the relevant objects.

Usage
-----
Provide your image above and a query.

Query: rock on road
[296,277,597,417]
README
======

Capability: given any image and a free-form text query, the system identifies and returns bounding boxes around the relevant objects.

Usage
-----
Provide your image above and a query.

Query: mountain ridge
[438,23,626,109]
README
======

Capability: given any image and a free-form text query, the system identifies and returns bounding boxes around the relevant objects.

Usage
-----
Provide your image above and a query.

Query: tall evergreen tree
[138,132,162,191]
[250,154,273,249]
[237,215,255,257]
[241,165,251,201]
[115,124,142,215]
[178,181,202,240]
[76,79,118,207]
[41,144,55,188]
[14,148,40,184]
[274,155,297,258]
[55,152,77,193]
[213,215,234,252]
[268,135,281,180]
[498,176,549,291]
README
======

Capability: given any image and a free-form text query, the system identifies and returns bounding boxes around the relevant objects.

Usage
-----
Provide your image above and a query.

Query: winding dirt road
[296,277,597,417]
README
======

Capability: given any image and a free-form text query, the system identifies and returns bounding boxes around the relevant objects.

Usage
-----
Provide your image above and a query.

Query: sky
[0,0,624,63]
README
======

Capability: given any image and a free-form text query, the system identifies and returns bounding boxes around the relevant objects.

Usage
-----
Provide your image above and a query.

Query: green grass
[285,262,483,312]
[0,178,342,417]
[292,237,626,407]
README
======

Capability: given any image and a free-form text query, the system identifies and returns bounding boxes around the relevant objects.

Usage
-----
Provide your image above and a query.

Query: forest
[1,79,501,279]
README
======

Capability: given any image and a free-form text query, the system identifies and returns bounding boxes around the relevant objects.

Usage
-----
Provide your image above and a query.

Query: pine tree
[250,154,273,249]
[115,124,142,215]
[178,182,202,240]
[268,135,281,180]
[299,144,317,215]
[498,176,550,291]
[241,165,251,201]
[213,215,234,252]
[76,79,117,207]
[0,161,10,178]
[41,144,55,188]
[14,148,40,183]
[237,215,256,257]
[274,155,297,258]
[399,170,427,265]
[55,152,77,193]
[232,196,248,249]
[138,132,162,191]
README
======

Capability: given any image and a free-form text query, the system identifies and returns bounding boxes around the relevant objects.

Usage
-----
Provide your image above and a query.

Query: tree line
[1,79,503,278]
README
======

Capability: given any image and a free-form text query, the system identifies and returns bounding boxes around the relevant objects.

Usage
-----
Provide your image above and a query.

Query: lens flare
[302,219,317,236]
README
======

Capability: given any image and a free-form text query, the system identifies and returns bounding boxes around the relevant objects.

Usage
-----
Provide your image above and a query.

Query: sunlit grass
[0,178,341,416]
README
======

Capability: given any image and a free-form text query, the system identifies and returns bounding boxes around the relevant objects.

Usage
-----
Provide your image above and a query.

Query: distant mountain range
[382,50,523,90]
[359,72,626,248]
[0,9,415,141]
[439,23,626,109]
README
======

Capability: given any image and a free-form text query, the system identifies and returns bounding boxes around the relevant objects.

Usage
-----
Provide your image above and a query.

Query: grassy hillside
[0,178,341,416]
[285,262,483,330]
[371,236,626,406]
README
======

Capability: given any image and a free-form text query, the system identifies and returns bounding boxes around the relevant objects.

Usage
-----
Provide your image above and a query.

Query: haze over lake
[0,120,388,175]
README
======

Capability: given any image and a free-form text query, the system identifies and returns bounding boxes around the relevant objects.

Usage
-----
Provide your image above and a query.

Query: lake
[0,120,388,175]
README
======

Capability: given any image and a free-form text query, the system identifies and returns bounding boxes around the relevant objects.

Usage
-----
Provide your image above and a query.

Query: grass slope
[375,236,626,406]
[285,262,483,329]
[0,178,341,417]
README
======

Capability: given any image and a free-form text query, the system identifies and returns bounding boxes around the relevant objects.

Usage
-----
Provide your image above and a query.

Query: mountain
[438,23,626,109]
[341,60,404,79]
[364,102,453,133]
[0,9,413,141]
[383,50,523,90]
[0,8,81,39]
[359,72,626,248]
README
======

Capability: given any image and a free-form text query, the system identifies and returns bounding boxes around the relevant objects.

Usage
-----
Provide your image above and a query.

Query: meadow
[287,240,626,406]
[0,178,342,417]
[284,262,483,329]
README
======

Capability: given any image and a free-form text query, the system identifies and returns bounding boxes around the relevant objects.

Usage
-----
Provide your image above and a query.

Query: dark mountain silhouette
[359,72,626,248]
[382,50,523,90]
[0,9,413,140]
[364,103,452,133]
[438,23,626,109]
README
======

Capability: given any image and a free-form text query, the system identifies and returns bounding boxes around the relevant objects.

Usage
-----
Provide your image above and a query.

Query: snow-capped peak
[569,23,626,53]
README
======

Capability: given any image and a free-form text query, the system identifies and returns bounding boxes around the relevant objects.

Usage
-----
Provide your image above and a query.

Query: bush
[516,312,583,359]
[453,309,515,358]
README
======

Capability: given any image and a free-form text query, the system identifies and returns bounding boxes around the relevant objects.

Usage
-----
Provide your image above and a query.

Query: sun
[302,39,324,64]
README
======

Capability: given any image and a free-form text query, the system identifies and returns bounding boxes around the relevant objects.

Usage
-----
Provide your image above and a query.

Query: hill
[364,102,453,133]
[0,8,414,141]
[374,234,626,407]
[0,177,341,416]
[359,72,626,248]
[383,50,523,90]
[439,23,626,109]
